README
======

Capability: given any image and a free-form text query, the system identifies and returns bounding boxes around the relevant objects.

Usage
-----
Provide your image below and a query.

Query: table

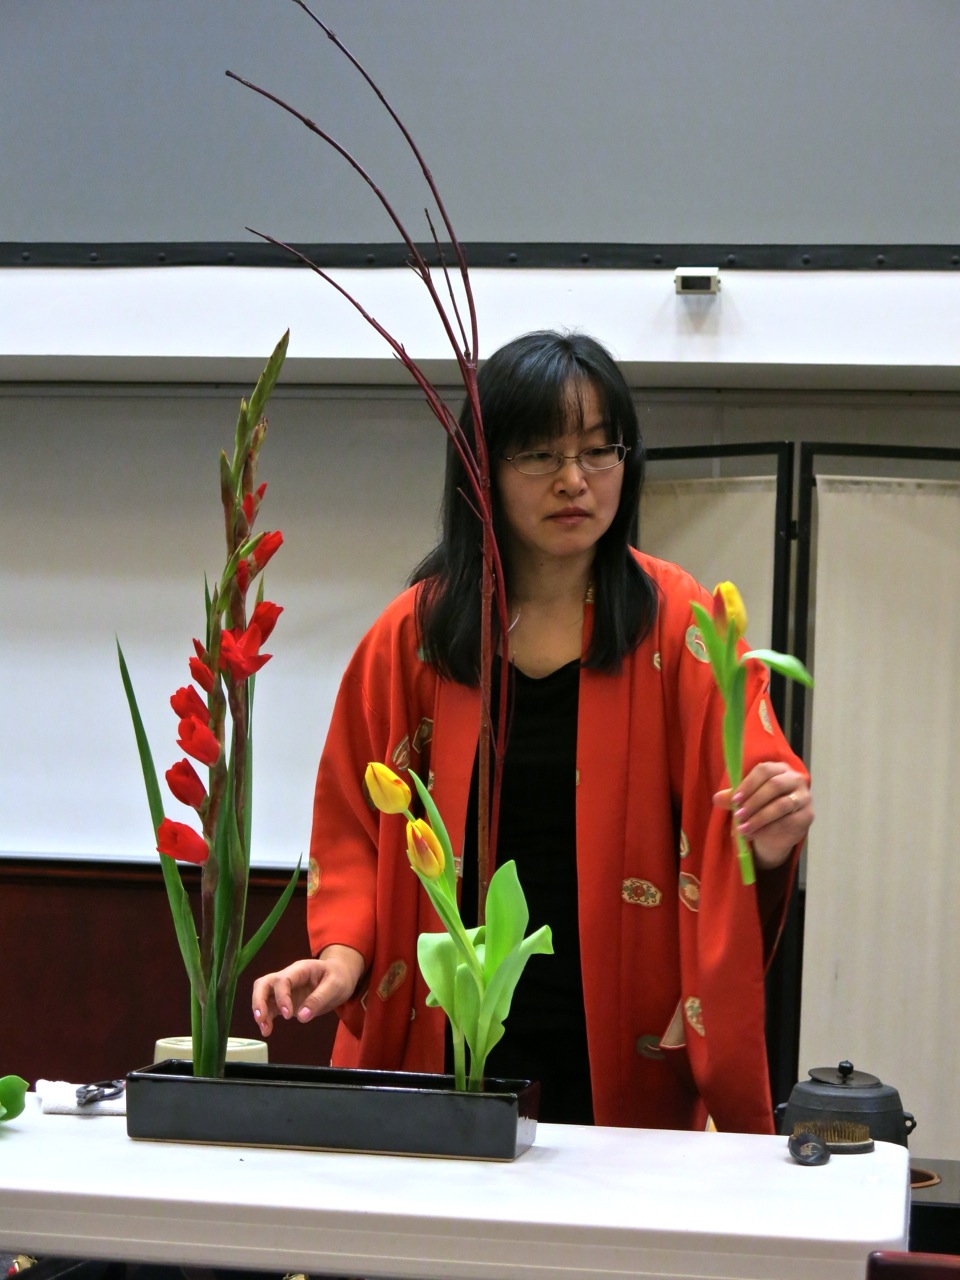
[0,1096,910,1280]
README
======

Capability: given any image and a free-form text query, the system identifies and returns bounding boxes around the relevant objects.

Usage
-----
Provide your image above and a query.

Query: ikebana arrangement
[691,581,813,885]
[364,763,553,1092]
[118,333,300,1079]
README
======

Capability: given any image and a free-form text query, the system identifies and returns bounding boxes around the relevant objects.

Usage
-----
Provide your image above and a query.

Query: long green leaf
[213,766,237,979]
[744,648,814,687]
[417,931,460,1022]
[246,330,290,433]
[117,641,202,991]
[236,856,302,975]
[454,960,483,1063]
[419,873,483,981]
[408,767,456,899]
[689,602,730,692]
[475,925,553,1060]
[482,860,528,981]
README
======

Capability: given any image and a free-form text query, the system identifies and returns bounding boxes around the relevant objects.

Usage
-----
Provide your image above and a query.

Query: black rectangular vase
[126,1059,539,1161]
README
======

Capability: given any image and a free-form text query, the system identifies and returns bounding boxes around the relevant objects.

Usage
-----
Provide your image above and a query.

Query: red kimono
[306,552,806,1133]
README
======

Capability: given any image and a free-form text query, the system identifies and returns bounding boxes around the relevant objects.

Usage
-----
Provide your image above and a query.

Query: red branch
[227,6,511,918]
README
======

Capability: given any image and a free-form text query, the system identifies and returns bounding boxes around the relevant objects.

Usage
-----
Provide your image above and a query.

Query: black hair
[410,329,658,682]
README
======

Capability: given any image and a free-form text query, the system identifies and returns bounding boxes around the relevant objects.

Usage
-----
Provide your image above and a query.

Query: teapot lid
[808,1060,881,1089]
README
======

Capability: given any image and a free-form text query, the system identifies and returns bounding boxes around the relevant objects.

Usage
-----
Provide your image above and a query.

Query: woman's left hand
[713,762,813,871]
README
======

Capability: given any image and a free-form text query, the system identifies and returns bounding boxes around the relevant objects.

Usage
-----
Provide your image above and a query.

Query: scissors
[75,1079,125,1107]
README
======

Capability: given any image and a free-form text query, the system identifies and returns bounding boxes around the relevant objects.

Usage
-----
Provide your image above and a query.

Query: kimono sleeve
[305,590,432,971]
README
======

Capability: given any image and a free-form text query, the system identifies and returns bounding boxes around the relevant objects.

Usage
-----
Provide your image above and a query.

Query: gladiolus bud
[249,600,282,643]
[166,758,207,809]
[406,818,444,880]
[177,715,221,766]
[157,818,209,865]
[241,482,267,525]
[170,685,209,722]
[364,762,412,814]
[236,559,249,593]
[712,581,748,640]
[188,656,215,693]
[250,530,283,571]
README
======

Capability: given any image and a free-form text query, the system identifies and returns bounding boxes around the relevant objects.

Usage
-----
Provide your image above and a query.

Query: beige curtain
[800,475,960,1159]
[640,477,777,646]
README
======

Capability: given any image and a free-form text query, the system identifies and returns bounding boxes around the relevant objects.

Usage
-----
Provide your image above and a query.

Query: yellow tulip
[712,581,748,640]
[364,761,412,814]
[406,818,445,880]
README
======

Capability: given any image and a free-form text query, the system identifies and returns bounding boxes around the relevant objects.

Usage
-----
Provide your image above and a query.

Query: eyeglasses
[503,443,629,476]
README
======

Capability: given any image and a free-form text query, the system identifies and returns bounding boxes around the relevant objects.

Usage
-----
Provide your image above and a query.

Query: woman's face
[495,380,624,576]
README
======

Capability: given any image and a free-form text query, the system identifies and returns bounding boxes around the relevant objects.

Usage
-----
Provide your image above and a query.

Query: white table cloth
[0,1095,910,1280]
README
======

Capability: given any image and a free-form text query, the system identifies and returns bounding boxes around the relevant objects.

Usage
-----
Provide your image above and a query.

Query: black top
[457,657,593,1124]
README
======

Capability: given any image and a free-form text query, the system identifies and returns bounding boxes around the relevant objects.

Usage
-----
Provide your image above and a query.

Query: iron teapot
[777,1060,917,1147]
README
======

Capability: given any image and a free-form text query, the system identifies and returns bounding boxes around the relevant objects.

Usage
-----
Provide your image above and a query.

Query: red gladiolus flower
[249,600,282,643]
[166,758,207,809]
[189,656,215,693]
[250,530,283,571]
[177,715,221,766]
[236,559,250,593]
[241,482,267,525]
[220,625,271,682]
[156,818,209,865]
[170,685,208,722]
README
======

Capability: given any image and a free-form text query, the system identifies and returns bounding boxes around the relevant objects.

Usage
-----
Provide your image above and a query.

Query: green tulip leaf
[482,860,528,981]
[744,648,814,687]
[454,959,483,1057]
[408,768,457,899]
[689,603,730,689]
[417,931,461,1023]
[0,1075,29,1122]
[419,875,483,982]
[475,925,554,1056]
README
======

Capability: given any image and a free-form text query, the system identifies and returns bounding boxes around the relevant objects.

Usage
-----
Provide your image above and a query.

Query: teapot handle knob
[904,1111,917,1135]
[838,1060,854,1080]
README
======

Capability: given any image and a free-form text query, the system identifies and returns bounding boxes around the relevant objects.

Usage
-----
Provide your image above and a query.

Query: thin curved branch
[225,70,471,374]
[290,0,478,358]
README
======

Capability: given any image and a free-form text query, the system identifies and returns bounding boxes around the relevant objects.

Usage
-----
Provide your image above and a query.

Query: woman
[252,330,812,1132]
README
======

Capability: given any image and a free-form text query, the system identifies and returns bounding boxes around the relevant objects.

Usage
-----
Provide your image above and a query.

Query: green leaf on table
[0,1075,29,1122]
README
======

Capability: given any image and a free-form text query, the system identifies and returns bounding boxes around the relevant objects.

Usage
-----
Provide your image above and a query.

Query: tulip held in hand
[690,581,813,886]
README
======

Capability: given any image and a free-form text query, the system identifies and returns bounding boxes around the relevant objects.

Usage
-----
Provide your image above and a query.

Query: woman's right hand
[251,945,365,1036]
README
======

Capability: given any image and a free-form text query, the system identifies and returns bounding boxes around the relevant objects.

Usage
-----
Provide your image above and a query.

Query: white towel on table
[34,1079,126,1116]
